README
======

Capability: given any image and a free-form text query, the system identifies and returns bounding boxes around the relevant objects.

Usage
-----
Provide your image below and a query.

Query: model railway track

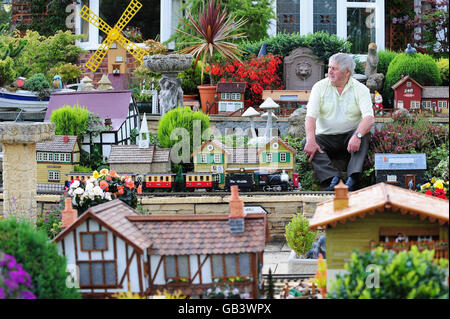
[32,190,334,196]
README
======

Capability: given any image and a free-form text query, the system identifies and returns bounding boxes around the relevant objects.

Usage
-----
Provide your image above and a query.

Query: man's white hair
[329,53,355,76]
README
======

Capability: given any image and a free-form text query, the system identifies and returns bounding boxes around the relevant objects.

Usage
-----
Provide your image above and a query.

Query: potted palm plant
[176,0,247,114]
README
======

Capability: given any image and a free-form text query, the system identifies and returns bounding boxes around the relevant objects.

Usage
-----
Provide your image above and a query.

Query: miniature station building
[309,182,449,286]
[374,153,427,190]
[217,82,246,114]
[35,135,79,188]
[45,90,140,160]
[191,137,296,187]
[54,186,269,299]
[392,75,449,113]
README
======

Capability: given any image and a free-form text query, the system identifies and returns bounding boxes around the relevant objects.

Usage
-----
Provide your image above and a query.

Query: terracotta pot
[197,84,218,114]
[320,287,327,298]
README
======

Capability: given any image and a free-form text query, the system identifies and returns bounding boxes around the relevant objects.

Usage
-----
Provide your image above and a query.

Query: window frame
[210,253,251,280]
[78,260,118,288]
[163,255,191,282]
[48,170,60,182]
[280,152,287,163]
[266,152,273,163]
[80,231,109,252]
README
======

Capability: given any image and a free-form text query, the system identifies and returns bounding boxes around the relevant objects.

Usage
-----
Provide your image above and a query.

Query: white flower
[104,192,112,201]
[74,187,84,195]
[93,186,104,197]
[70,180,80,189]
[232,288,239,295]
[85,182,94,191]
[87,177,97,185]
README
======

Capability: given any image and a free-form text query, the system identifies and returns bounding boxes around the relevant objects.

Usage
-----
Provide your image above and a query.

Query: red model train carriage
[143,173,176,192]
[185,173,219,192]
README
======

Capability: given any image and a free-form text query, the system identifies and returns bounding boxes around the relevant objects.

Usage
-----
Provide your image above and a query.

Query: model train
[66,170,300,192]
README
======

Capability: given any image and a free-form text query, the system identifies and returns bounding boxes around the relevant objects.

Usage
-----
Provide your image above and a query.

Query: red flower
[99,180,109,191]
[425,190,433,196]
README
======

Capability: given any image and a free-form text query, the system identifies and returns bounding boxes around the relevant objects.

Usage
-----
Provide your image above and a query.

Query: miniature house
[45,90,140,160]
[217,82,246,113]
[392,75,449,112]
[191,137,296,187]
[309,182,449,286]
[54,187,269,298]
[374,153,427,190]
[36,135,80,189]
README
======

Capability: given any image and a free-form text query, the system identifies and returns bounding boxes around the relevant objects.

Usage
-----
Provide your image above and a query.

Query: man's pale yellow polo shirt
[306,77,374,135]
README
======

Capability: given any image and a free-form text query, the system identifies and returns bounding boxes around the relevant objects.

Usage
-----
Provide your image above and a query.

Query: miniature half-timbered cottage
[375,153,427,190]
[45,90,140,160]
[392,75,449,112]
[191,137,296,188]
[36,135,80,189]
[217,82,246,113]
[54,186,269,298]
[309,182,449,287]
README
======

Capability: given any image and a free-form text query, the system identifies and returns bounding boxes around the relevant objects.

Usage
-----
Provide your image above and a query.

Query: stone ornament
[287,107,307,138]
[284,48,324,90]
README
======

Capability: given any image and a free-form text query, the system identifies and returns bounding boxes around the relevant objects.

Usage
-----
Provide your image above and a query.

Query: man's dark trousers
[301,130,370,183]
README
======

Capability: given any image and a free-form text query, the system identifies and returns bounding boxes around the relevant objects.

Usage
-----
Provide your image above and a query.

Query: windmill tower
[138,113,149,149]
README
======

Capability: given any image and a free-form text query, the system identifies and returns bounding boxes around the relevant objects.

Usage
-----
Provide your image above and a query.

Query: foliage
[204,284,250,299]
[48,63,82,85]
[0,38,27,60]
[74,165,92,173]
[208,53,283,106]
[0,217,81,299]
[144,39,168,55]
[123,26,143,43]
[265,268,274,299]
[111,283,146,299]
[436,58,449,85]
[240,31,352,65]
[328,247,449,299]
[0,56,15,87]
[0,252,36,299]
[363,114,449,188]
[419,178,449,200]
[68,169,140,214]
[285,213,317,257]
[155,289,187,299]
[179,61,207,95]
[384,53,442,104]
[176,0,247,85]
[157,106,210,154]
[50,104,90,139]
[36,200,63,240]
[377,50,398,76]
[313,253,327,289]
[430,143,449,180]
[24,73,50,100]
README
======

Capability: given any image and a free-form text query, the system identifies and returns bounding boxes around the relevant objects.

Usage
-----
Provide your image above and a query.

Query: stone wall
[0,193,332,241]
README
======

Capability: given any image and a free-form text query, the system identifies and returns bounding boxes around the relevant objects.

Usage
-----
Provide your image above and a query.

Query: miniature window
[165,176,169,182]
[407,81,411,87]
[78,261,117,287]
[212,255,224,277]
[422,101,431,109]
[225,254,237,277]
[266,153,272,163]
[48,171,60,182]
[378,227,440,243]
[200,176,204,182]
[36,152,43,162]
[238,254,250,276]
[213,174,221,183]
[280,153,287,162]
[438,101,447,108]
[165,256,177,278]
[214,154,221,163]
[80,232,108,251]
[231,93,241,101]
[201,154,207,163]
[165,256,189,280]
[410,101,420,109]
[42,153,48,161]
[65,153,72,162]
[177,256,189,278]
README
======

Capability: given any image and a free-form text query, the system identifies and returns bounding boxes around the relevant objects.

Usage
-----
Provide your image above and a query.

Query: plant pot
[320,287,327,298]
[197,84,217,114]
[287,250,320,274]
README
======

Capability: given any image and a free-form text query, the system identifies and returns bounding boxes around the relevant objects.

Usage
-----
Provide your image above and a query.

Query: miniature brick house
[374,153,427,190]
[392,75,449,112]
[45,90,140,160]
[53,187,269,298]
[309,182,449,286]
[217,82,246,113]
[191,137,296,188]
[36,135,80,188]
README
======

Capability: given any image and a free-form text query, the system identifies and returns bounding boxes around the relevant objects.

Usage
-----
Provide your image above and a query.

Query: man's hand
[347,135,361,153]
[304,140,324,162]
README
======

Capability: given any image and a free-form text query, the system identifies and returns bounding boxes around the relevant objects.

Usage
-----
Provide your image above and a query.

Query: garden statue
[52,75,63,89]
[405,43,417,55]
[305,235,326,259]
[374,90,383,115]
[365,43,384,92]
[143,54,193,115]
[287,107,307,138]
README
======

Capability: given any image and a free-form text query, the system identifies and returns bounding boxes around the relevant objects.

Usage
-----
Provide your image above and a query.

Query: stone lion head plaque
[284,47,324,90]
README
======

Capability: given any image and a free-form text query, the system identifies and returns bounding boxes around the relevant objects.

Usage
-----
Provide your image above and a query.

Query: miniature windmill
[78,0,147,72]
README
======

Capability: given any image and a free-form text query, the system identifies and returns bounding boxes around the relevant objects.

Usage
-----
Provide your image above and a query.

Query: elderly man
[302,53,375,191]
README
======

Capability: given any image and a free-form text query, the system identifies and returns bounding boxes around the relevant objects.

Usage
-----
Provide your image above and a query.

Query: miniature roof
[36,135,77,152]
[391,75,424,90]
[53,200,152,253]
[108,144,170,164]
[256,136,297,155]
[309,183,449,230]
[140,113,149,133]
[45,90,133,131]
[374,153,426,170]
[216,82,246,93]
[422,86,449,99]
[259,97,279,109]
[129,214,268,255]
[242,107,259,117]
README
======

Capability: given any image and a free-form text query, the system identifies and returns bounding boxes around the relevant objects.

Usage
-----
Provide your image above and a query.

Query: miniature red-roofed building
[309,183,449,286]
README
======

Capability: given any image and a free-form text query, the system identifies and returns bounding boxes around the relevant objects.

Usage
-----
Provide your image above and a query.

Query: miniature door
[404,174,416,190]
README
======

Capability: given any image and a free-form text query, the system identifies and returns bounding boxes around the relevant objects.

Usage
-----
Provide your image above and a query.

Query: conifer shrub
[50,104,90,139]
[0,217,81,299]
[436,58,449,86]
[24,73,50,100]
[328,247,449,299]
[377,49,398,76]
[0,57,15,87]
[285,214,317,258]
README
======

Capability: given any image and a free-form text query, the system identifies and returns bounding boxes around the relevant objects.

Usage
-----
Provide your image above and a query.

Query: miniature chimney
[61,197,78,229]
[63,135,69,143]
[333,180,349,211]
[105,117,112,126]
[228,185,245,234]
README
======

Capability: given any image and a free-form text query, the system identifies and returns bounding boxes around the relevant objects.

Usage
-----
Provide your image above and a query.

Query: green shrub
[384,53,442,104]
[50,104,90,139]
[24,73,50,100]
[74,165,92,172]
[36,200,63,240]
[0,217,81,299]
[377,50,398,76]
[0,56,15,86]
[284,213,317,257]
[179,61,206,95]
[47,63,82,85]
[436,58,449,86]
[328,247,449,299]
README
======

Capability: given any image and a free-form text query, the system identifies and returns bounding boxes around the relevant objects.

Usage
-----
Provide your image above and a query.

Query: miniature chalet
[217,82,246,114]
[392,75,449,113]
[309,182,449,286]
[45,90,140,160]
[54,186,269,298]
[35,135,80,189]
[191,137,296,187]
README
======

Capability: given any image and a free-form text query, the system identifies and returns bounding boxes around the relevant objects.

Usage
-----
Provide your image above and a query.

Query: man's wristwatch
[355,132,363,139]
